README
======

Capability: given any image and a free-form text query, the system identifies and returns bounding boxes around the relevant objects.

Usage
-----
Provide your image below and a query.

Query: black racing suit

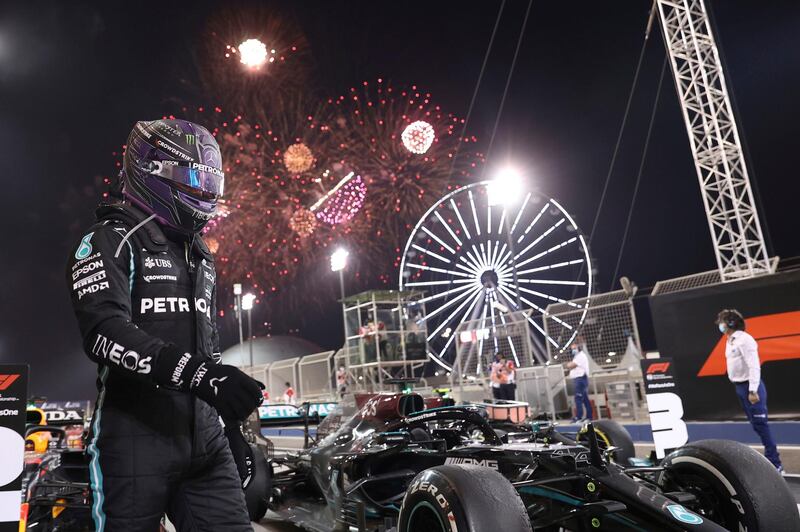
[67,203,251,531]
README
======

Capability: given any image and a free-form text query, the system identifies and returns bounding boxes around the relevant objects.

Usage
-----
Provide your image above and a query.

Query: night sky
[2,1,798,401]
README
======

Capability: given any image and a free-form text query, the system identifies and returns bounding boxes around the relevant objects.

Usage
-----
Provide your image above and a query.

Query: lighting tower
[656,0,772,281]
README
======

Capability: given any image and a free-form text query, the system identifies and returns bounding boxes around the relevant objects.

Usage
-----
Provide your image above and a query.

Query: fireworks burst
[198,6,309,113]
[314,173,367,225]
[321,79,485,271]
[284,142,315,174]
[401,120,435,154]
[289,207,317,237]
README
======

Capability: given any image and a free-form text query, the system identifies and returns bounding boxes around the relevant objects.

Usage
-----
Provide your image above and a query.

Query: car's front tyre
[659,439,799,532]
[398,465,532,532]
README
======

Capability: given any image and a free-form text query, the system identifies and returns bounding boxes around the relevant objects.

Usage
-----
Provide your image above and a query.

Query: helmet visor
[147,160,225,197]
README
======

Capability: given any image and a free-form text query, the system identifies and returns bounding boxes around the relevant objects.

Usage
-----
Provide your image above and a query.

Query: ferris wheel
[399,181,593,370]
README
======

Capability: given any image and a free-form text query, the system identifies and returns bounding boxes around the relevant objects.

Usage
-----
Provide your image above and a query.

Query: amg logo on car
[444,457,499,469]
[92,334,152,374]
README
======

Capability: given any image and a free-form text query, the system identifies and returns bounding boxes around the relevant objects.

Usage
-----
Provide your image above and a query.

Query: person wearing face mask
[716,309,783,472]
[566,341,592,423]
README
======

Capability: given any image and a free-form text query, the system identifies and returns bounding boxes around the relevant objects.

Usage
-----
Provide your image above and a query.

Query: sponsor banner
[641,358,678,394]
[640,358,688,458]
[258,402,336,421]
[650,269,800,421]
[0,365,28,530]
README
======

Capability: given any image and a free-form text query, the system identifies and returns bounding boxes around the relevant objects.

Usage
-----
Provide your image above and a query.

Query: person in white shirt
[566,342,592,422]
[716,309,782,471]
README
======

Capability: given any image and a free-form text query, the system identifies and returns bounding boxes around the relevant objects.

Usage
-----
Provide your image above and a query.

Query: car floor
[163,480,800,530]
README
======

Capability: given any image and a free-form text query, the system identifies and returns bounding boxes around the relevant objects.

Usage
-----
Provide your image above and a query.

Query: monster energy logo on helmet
[186,134,195,145]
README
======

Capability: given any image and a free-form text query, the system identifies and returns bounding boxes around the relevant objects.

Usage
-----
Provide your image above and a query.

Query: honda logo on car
[44,410,83,422]
[92,334,152,374]
[444,457,499,469]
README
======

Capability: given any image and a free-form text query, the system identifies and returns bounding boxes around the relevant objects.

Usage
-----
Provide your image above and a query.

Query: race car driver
[66,119,263,531]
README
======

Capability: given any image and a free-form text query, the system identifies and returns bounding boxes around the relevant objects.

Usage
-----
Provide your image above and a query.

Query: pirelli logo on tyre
[407,480,457,531]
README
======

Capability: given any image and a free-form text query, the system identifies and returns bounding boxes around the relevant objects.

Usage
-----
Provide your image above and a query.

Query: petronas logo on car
[667,504,703,525]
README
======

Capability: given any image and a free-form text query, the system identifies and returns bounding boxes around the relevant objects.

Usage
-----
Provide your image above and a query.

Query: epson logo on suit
[140,297,210,318]
[92,334,152,374]
[72,260,104,280]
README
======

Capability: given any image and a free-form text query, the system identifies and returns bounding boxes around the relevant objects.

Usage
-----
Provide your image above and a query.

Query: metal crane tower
[655,0,773,281]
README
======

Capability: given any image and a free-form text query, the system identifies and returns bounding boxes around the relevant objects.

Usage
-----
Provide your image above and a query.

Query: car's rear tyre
[244,444,271,522]
[398,465,532,532]
[578,420,635,465]
[659,439,799,532]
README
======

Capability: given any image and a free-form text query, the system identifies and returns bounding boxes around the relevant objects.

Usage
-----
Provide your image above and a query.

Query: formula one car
[20,426,93,532]
[264,391,799,531]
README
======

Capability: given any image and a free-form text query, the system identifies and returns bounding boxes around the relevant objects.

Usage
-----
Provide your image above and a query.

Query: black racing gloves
[155,346,264,421]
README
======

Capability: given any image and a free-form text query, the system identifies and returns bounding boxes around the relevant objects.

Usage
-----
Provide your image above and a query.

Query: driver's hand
[191,363,265,421]
[748,391,759,405]
[155,349,264,420]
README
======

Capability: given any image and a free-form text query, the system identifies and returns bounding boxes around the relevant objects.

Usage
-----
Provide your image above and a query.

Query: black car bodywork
[266,392,730,531]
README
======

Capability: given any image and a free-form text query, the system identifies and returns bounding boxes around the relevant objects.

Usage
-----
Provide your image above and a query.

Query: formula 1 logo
[0,374,20,391]
[647,362,671,374]
[698,311,800,377]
